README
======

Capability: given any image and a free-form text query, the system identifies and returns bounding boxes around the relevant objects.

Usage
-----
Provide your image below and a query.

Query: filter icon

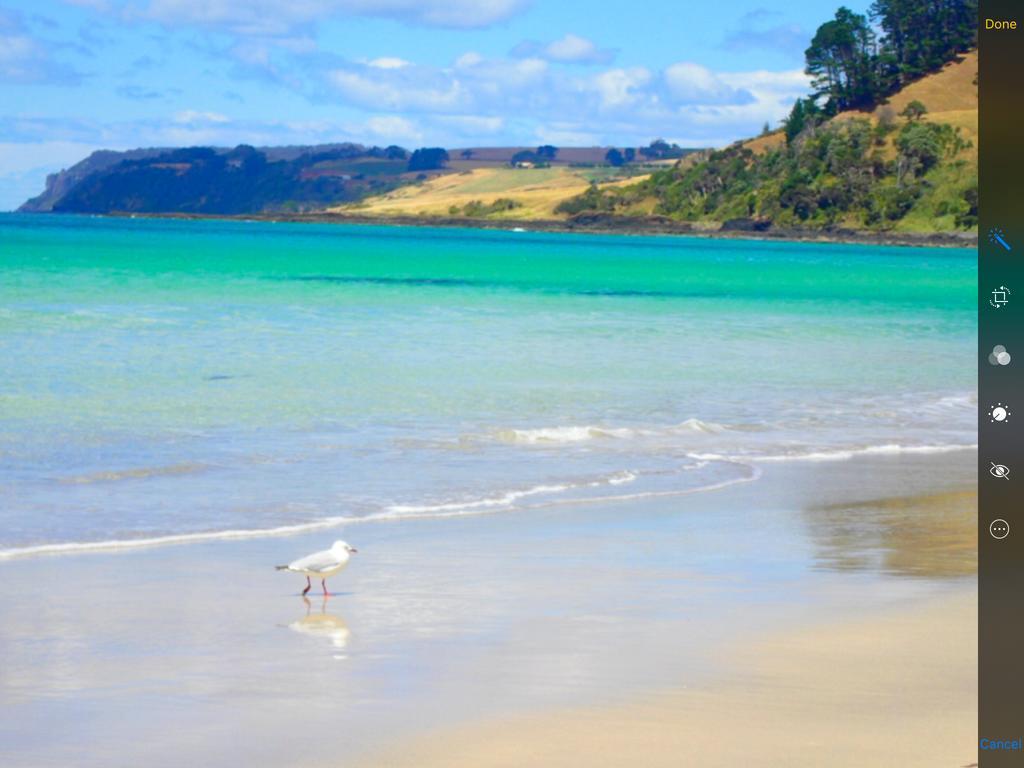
[988,345,1011,366]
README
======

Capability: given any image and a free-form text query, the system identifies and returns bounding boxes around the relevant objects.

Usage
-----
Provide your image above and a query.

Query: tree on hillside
[536,145,558,159]
[784,100,807,144]
[900,100,928,121]
[870,0,978,81]
[783,97,823,144]
[642,139,672,158]
[805,7,882,111]
[510,150,538,166]
[639,138,688,160]
[605,148,625,167]
[408,147,449,171]
[803,1,977,114]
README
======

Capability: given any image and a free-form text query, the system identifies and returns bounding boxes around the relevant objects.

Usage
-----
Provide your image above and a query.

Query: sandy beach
[0,452,977,767]
[364,588,976,768]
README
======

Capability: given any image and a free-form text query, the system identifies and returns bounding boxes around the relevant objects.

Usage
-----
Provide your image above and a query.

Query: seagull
[276,540,358,596]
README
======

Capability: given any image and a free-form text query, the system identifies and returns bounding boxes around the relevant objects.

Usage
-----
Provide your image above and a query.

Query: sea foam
[495,418,726,444]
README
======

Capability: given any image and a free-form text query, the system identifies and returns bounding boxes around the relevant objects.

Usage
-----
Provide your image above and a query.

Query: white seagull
[276,540,358,596]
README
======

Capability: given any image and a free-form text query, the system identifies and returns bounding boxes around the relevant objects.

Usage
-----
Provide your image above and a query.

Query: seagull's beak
[349,547,358,554]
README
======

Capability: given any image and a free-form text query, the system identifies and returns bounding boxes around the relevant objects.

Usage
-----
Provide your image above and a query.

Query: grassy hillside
[338,165,652,220]
[556,51,977,234]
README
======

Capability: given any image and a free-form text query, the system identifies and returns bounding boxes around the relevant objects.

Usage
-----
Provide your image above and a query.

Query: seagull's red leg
[302,576,311,596]
[322,578,331,597]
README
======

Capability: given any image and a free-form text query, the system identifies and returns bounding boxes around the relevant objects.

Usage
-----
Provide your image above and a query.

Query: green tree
[605,148,625,166]
[510,150,539,166]
[870,0,978,81]
[900,99,928,121]
[602,148,626,165]
[805,7,881,111]
[639,139,687,159]
[408,147,449,171]
[896,120,954,178]
[784,99,806,144]
[784,98,822,145]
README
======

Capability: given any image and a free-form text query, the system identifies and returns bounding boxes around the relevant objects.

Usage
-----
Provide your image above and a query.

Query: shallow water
[0,215,977,554]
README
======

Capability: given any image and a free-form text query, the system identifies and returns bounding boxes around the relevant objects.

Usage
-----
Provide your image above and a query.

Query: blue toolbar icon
[989,227,1011,251]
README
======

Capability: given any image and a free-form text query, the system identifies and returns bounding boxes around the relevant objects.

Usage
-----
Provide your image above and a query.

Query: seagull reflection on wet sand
[287,596,351,659]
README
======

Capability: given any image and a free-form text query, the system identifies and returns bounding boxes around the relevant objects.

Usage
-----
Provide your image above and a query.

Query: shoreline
[0,454,977,767]
[0,444,978,563]
[11,210,978,248]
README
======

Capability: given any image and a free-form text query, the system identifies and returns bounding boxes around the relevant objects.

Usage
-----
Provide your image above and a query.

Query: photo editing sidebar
[980,2,1024,763]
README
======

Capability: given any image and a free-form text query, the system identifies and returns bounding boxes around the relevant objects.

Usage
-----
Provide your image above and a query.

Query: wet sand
[363,587,976,768]
[0,452,976,767]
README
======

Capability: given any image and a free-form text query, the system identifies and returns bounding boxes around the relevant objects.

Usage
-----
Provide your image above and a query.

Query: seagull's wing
[289,549,343,573]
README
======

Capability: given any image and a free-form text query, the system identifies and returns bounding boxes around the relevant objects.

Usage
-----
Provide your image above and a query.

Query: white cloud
[434,115,504,135]
[533,124,600,146]
[718,68,810,92]
[64,0,113,9]
[107,0,529,35]
[545,33,614,64]
[328,68,465,111]
[344,0,529,29]
[309,52,806,145]
[367,57,411,69]
[721,10,807,56]
[546,33,594,61]
[363,115,422,141]
[161,125,236,144]
[510,33,616,65]
[592,67,651,109]
[173,110,230,124]
[0,9,82,84]
[663,62,750,104]
[454,51,484,69]
[669,68,809,135]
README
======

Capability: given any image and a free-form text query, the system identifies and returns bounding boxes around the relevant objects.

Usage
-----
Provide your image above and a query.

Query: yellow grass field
[875,51,977,122]
[336,166,649,220]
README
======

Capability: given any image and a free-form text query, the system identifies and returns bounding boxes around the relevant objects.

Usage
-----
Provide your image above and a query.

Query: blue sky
[0,0,871,209]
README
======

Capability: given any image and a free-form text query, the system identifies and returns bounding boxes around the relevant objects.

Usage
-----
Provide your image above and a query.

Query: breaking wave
[0,464,753,560]
[495,418,727,444]
[691,442,977,463]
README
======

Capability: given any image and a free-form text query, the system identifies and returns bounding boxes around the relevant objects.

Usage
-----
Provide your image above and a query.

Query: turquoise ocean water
[0,214,977,555]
